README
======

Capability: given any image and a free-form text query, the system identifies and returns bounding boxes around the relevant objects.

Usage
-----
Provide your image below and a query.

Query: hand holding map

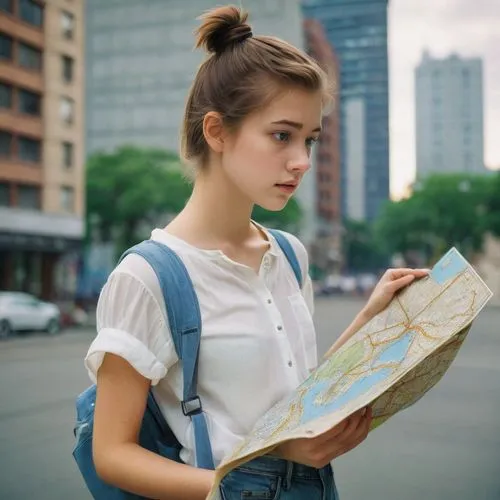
[275,405,372,468]
[207,247,493,500]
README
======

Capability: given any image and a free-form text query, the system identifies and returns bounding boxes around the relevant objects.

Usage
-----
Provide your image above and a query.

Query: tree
[375,195,434,259]
[86,146,192,253]
[342,219,388,273]
[374,173,492,264]
[485,171,500,237]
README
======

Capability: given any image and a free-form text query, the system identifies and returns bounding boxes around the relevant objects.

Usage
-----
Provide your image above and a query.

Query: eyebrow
[271,119,322,133]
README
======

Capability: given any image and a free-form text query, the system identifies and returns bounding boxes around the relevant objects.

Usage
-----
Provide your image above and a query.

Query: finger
[317,410,371,461]
[386,274,415,293]
[412,268,430,277]
[317,407,366,442]
[358,407,373,435]
[389,268,429,279]
[326,412,363,445]
[315,416,352,443]
[338,410,372,453]
[351,413,372,445]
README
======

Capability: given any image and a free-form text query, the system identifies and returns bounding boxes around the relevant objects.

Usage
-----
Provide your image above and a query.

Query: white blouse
[85,226,318,467]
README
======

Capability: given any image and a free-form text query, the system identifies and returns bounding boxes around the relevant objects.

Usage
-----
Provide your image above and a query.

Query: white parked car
[0,292,61,339]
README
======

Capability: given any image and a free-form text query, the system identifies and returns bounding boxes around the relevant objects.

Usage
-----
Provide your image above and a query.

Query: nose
[286,151,311,174]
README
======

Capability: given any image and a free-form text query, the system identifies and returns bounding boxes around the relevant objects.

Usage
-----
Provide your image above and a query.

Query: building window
[0,182,9,206]
[19,0,43,27]
[18,88,41,115]
[18,135,41,162]
[61,11,75,40]
[60,96,74,124]
[464,152,473,169]
[18,42,42,71]
[0,33,13,60]
[60,186,74,212]
[62,141,73,168]
[0,82,13,108]
[62,55,74,83]
[0,130,12,157]
[18,184,40,209]
[0,0,14,14]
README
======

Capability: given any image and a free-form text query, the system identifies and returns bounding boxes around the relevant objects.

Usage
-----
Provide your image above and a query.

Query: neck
[169,167,255,247]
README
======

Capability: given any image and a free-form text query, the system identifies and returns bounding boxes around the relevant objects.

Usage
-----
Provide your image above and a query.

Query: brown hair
[180,4,332,169]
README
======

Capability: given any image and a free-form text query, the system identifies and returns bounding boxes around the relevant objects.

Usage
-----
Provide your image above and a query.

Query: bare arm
[93,353,214,500]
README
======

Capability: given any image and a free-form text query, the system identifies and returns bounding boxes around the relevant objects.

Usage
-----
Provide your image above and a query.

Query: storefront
[0,231,82,301]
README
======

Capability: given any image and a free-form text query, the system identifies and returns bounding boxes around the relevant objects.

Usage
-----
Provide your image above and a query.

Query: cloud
[389,0,500,197]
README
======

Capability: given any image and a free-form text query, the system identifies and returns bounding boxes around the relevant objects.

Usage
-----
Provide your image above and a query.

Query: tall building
[0,0,85,300]
[303,18,342,271]
[302,0,390,221]
[415,51,484,177]
[85,0,304,154]
[84,0,317,245]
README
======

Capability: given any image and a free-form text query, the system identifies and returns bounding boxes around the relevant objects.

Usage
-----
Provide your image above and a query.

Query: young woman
[86,5,427,500]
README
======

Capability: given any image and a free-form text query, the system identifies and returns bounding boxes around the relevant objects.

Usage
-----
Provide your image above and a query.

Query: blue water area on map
[374,331,414,366]
[431,248,467,284]
[298,332,417,425]
[299,368,392,425]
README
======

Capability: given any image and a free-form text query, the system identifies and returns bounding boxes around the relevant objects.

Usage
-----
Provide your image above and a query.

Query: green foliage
[86,146,192,253]
[374,173,493,263]
[342,219,388,272]
[485,171,500,237]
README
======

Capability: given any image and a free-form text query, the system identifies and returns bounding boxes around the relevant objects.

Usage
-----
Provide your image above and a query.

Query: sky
[389,0,500,198]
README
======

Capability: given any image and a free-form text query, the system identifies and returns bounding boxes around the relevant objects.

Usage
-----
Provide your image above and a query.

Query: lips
[275,183,298,194]
[275,181,298,188]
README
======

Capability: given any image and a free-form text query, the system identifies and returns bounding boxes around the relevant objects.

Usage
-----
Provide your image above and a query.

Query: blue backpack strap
[267,229,303,289]
[120,240,215,470]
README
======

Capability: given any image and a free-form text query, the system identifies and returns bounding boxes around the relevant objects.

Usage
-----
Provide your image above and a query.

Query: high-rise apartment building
[0,0,85,299]
[302,0,390,221]
[415,51,484,177]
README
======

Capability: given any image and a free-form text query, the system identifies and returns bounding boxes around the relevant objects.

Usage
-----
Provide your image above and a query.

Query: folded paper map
[206,247,493,499]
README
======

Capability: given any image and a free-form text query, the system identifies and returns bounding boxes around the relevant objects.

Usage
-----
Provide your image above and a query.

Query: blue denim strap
[268,229,303,289]
[121,240,215,470]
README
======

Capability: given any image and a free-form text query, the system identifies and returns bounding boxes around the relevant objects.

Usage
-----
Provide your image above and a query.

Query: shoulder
[97,248,169,330]
[113,251,164,295]
[268,229,309,276]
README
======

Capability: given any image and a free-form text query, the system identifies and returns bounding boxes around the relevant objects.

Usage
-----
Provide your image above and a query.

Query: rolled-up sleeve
[85,271,177,386]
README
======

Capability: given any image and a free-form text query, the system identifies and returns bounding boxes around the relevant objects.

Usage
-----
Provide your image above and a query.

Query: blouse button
[276,325,283,332]
[288,361,293,367]
[262,257,271,272]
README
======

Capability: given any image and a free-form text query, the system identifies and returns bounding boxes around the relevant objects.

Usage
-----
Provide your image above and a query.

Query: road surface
[0,297,499,499]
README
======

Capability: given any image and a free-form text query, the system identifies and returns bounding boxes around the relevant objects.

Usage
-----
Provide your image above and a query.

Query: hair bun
[195,5,253,55]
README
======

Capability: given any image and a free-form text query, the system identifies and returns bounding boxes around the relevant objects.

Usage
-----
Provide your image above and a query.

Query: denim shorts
[218,454,339,500]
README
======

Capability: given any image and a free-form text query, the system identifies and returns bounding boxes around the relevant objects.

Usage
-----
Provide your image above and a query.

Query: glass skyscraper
[302,0,390,221]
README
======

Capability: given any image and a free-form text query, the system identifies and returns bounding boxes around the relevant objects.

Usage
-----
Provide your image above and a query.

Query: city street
[0,297,499,499]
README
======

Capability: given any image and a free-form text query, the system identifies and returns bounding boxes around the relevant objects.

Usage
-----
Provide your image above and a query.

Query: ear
[203,112,226,154]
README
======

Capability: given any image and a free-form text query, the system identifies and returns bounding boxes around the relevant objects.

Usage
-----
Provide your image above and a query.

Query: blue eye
[273,131,290,142]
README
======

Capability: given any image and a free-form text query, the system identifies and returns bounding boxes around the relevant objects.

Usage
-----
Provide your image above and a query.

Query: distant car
[0,292,61,339]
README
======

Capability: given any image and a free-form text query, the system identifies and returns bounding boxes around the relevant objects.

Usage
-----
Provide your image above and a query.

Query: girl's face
[218,86,323,212]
